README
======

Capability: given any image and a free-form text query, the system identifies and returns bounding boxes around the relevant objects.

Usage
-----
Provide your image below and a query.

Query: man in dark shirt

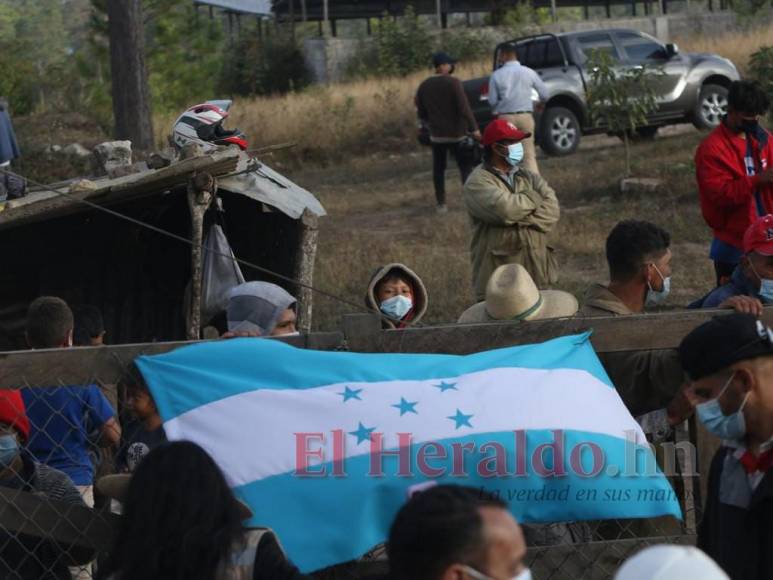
[415,52,480,213]
[679,313,773,580]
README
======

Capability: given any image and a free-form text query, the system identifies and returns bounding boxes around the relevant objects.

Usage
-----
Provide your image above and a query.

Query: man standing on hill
[696,80,773,286]
[463,118,559,300]
[488,42,548,175]
[416,52,481,214]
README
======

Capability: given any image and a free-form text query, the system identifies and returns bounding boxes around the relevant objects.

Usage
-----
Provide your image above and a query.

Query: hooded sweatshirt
[365,264,429,329]
[227,281,296,335]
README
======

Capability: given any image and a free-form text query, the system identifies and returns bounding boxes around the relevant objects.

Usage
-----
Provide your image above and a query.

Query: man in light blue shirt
[488,44,549,175]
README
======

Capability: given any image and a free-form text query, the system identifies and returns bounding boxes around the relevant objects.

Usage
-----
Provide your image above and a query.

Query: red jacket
[695,122,773,250]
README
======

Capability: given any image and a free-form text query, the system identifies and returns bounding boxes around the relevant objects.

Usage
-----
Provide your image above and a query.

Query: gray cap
[226,281,296,335]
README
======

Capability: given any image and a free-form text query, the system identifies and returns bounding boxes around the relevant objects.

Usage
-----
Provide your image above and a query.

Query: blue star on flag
[447,409,473,429]
[339,386,363,402]
[391,397,418,416]
[349,422,376,444]
[434,381,458,393]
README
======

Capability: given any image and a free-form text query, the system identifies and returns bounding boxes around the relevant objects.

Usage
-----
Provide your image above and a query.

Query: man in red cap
[462,118,559,300]
[695,214,773,314]
[0,389,89,579]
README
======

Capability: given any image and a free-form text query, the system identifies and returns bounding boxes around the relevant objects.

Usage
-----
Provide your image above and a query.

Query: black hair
[72,304,105,346]
[728,80,770,116]
[605,220,671,282]
[387,485,507,580]
[26,296,73,349]
[98,441,245,580]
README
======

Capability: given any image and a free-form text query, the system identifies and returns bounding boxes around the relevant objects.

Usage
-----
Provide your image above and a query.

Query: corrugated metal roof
[194,0,272,15]
[0,149,325,229]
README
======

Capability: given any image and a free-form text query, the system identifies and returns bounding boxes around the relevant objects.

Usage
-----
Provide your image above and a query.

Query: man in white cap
[458,263,577,323]
[615,545,728,580]
[225,281,298,337]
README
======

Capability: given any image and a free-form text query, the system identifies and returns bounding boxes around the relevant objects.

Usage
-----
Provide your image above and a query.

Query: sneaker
[436,204,448,214]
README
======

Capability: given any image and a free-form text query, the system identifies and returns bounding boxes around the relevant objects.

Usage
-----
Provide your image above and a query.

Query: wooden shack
[0,148,325,349]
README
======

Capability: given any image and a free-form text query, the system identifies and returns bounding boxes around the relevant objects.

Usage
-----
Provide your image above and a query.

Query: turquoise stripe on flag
[234,428,682,573]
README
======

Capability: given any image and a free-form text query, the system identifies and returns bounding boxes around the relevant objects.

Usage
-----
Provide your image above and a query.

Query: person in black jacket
[96,441,307,580]
[679,313,773,580]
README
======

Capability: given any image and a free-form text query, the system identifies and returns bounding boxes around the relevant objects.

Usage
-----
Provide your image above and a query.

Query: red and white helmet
[172,103,248,152]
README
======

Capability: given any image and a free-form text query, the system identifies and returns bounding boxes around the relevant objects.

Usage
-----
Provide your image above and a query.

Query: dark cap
[432,52,457,67]
[678,313,773,380]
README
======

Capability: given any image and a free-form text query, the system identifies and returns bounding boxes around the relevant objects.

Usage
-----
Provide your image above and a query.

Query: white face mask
[645,262,671,307]
[463,565,532,580]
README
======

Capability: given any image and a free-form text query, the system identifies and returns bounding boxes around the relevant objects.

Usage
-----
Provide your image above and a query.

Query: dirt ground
[282,125,716,331]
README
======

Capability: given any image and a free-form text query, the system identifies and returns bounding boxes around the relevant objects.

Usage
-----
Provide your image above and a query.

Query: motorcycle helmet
[172,103,248,152]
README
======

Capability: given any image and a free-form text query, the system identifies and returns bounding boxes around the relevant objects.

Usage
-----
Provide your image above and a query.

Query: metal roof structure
[0,149,325,230]
[194,0,273,15]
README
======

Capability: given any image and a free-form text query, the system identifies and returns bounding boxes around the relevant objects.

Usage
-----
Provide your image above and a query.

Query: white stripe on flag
[163,366,644,487]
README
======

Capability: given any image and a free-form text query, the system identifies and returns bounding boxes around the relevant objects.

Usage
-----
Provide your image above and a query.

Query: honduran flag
[136,332,681,573]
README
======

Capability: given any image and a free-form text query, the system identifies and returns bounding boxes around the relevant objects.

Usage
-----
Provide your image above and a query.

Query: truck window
[517,38,564,69]
[576,33,621,63]
[616,31,666,62]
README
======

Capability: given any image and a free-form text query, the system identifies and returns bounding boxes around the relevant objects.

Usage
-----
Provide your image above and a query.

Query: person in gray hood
[365,263,429,329]
[225,282,298,337]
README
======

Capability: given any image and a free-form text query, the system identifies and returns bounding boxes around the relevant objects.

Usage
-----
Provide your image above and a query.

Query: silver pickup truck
[462,28,740,156]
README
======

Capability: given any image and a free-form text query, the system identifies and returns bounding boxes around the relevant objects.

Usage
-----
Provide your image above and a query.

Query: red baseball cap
[482,119,531,146]
[0,390,29,441]
[743,214,773,255]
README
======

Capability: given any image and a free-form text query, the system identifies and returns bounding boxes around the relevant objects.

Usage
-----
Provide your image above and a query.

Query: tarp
[219,157,326,219]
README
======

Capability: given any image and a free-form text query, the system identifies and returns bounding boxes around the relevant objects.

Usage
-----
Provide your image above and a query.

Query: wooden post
[289,0,295,40]
[605,0,611,17]
[550,0,558,22]
[293,208,319,334]
[301,0,307,22]
[323,0,330,35]
[186,173,216,340]
[105,0,154,151]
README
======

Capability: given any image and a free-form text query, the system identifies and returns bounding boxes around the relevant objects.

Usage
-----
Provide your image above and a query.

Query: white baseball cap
[615,545,728,580]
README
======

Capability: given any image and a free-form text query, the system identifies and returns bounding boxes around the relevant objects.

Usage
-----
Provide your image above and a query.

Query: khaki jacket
[463,164,560,300]
[577,284,685,416]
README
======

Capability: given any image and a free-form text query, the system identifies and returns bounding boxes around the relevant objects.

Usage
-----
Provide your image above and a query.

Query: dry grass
[676,25,773,75]
[152,26,772,162]
[286,128,716,331]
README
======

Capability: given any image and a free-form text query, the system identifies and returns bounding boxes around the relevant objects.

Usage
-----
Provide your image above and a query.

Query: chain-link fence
[0,338,704,580]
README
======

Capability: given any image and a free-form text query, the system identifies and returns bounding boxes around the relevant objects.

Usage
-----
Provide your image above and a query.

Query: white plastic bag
[201,223,245,324]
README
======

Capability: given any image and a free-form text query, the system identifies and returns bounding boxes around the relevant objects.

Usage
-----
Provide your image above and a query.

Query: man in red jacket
[696,80,773,286]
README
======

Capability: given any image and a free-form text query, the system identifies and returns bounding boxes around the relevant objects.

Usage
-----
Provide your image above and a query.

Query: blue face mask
[749,261,773,302]
[501,143,524,167]
[696,372,750,441]
[645,263,671,307]
[0,434,19,469]
[380,295,413,320]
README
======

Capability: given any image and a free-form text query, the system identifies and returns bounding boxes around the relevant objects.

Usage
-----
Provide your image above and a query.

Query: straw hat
[458,264,578,323]
[97,474,254,520]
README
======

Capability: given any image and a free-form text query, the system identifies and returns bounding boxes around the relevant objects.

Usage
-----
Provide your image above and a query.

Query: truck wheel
[693,84,728,130]
[540,107,580,156]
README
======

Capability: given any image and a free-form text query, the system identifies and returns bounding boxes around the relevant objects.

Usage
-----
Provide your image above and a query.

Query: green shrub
[749,45,773,125]
[374,7,434,76]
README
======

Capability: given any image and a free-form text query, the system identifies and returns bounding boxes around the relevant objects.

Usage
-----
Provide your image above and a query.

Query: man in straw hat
[458,263,577,323]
